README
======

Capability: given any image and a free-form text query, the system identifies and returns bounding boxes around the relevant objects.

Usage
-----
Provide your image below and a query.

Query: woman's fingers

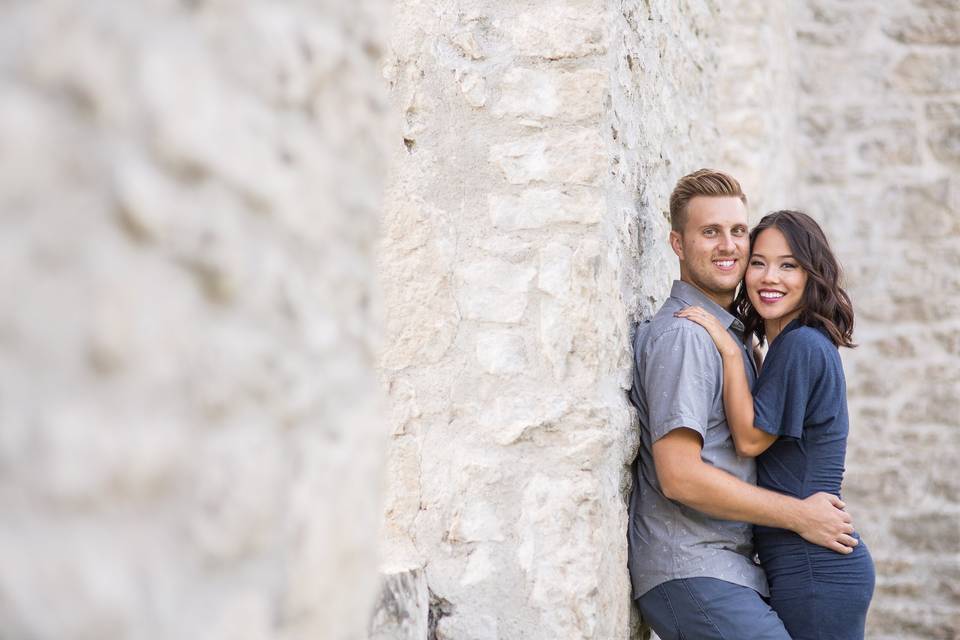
[675,307,723,333]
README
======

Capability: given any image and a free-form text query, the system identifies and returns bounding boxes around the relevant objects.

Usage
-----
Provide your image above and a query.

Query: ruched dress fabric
[751,321,875,640]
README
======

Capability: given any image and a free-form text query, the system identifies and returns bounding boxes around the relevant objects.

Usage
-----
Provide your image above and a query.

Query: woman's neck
[764,311,801,346]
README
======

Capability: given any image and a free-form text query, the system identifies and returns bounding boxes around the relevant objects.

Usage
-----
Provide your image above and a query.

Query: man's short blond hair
[669,169,747,233]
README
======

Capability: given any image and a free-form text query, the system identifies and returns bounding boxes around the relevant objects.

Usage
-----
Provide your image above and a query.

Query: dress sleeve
[643,325,720,442]
[753,332,828,439]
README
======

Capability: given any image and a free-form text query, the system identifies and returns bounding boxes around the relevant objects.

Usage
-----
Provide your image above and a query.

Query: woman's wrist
[720,347,742,360]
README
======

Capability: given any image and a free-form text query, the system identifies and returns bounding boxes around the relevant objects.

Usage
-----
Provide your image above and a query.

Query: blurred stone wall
[0,2,389,639]
[793,1,960,638]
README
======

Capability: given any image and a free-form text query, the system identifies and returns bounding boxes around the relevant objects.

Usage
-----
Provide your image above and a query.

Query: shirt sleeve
[643,325,720,442]
[753,332,829,439]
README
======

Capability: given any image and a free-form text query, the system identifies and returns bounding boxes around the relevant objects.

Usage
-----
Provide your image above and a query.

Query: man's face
[670,196,749,306]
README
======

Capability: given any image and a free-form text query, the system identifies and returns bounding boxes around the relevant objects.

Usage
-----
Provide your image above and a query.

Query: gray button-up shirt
[627,280,768,598]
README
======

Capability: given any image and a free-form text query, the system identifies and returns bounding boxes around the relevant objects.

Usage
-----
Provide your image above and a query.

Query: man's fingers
[837,534,859,548]
[843,523,855,534]
[826,494,846,509]
[829,541,854,554]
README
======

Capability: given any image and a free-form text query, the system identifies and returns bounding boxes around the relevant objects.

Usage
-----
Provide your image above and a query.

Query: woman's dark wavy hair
[735,210,856,348]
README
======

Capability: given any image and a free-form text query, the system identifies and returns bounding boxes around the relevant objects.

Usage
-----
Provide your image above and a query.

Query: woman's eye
[782,263,797,270]
[749,260,764,267]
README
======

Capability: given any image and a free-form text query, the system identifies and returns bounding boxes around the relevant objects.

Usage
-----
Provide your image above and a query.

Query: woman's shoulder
[779,324,840,361]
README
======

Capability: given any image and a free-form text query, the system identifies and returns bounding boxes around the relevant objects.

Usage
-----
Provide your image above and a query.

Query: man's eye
[733,227,747,236]
[703,229,716,236]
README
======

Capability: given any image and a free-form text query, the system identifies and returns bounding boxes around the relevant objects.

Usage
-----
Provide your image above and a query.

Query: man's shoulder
[634,307,716,353]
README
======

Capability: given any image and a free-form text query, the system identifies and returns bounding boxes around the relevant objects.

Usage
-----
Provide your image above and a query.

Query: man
[628,169,857,639]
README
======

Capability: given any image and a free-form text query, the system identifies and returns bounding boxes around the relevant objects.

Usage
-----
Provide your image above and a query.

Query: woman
[675,210,875,640]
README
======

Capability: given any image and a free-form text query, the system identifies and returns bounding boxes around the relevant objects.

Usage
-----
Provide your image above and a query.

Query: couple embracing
[628,169,875,639]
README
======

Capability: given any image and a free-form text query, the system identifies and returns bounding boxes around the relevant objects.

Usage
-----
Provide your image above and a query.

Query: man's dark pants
[637,577,790,640]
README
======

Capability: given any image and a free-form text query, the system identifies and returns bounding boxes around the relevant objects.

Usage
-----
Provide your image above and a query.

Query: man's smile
[712,258,737,271]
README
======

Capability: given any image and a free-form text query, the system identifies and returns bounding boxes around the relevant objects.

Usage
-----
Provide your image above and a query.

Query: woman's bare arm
[675,306,777,457]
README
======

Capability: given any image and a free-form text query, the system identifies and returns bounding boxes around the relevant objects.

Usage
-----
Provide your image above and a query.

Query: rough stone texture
[379,2,638,637]
[0,2,389,639]
[795,1,960,638]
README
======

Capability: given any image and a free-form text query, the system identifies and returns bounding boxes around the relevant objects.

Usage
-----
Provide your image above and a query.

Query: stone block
[855,125,920,167]
[928,123,960,165]
[925,100,960,122]
[450,30,485,60]
[517,474,602,639]
[886,179,957,239]
[502,5,605,59]
[447,501,505,543]
[380,200,460,370]
[538,243,573,298]
[890,511,960,552]
[892,52,960,93]
[477,393,570,445]
[490,128,606,185]
[384,435,422,527]
[436,612,498,640]
[459,72,487,108]
[798,51,891,96]
[843,103,916,130]
[796,1,865,45]
[476,331,527,374]
[539,297,573,379]
[489,187,603,230]
[460,546,495,586]
[455,259,536,323]
[493,67,607,121]
[882,10,960,45]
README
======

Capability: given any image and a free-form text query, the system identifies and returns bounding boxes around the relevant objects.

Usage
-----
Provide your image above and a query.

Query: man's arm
[653,428,857,554]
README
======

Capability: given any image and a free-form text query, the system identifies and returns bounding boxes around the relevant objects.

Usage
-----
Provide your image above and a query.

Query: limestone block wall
[793,1,960,638]
[0,2,388,639]
[379,3,637,637]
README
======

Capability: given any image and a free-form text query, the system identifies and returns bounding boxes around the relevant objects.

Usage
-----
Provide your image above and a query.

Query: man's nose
[718,233,736,252]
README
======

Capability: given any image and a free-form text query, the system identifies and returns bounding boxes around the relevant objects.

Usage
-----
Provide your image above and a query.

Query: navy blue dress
[751,321,875,640]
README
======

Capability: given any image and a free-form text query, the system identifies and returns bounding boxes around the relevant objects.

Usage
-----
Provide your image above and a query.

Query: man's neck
[680,278,735,310]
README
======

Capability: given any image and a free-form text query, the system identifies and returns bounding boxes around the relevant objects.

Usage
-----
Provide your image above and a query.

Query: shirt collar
[669,280,745,333]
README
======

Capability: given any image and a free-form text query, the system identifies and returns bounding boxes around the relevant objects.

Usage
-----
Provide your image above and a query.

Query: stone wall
[378,2,638,637]
[793,1,960,637]
[0,2,389,639]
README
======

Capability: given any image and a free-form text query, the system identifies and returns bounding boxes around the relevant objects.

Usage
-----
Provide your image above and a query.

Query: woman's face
[745,227,808,325]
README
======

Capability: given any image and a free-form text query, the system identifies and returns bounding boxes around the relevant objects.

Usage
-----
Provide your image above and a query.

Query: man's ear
[669,230,684,260]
